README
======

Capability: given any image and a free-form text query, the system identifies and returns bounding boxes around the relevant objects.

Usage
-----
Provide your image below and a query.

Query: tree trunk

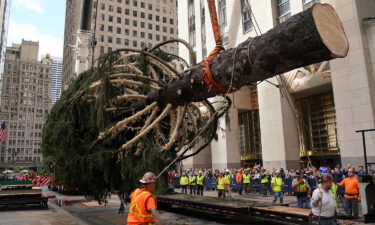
[146,3,348,108]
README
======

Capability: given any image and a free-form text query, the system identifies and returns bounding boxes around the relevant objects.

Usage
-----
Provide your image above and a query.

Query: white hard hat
[275,171,280,174]
[225,169,230,172]
[140,172,157,184]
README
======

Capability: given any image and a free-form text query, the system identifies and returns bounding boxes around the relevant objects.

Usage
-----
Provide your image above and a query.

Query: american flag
[0,122,7,142]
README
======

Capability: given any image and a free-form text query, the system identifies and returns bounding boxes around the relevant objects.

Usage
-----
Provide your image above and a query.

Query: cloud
[13,0,46,13]
[7,20,63,58]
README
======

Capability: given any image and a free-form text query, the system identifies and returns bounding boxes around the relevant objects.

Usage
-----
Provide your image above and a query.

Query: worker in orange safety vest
[127,172,162,225]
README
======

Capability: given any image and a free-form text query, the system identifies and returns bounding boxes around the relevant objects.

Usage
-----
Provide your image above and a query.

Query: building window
[133,20,137,27]
[141,2,145,8]
[188,0,196,47]
[108,47,112,52]
[100,35,104,42]
[117,27,121,34]
[125,39,129,46]
[148,33,153,40]
[108,26,113,32]
[125,19,130,25]
[141,32,145,38]
[117,7,122,13]
[163,17,167,23]
[141,12,145,18]
[238,110,262,162]
[170,28,174,34]
[277,0,291,24]
[148,24,153,29]
[101,3,105,10]
[116,38,121,44]
[109,15,113,22]
[170,19,174,24]
[125,8,130,15]
[296,92,340,157]
[156,15,160,21]
[100,24,105,31]
[148,3,152,10]
[148,14,153,20]
[133,0,138,6]
[218,0,228,44]
[141,22,145,28]
[133,40,138,47]
[109,5,113,12]
[163,26,167,32]
[241,0,253,33]
[133,30,138,37]
[117,17,121,23]
[156,34,160,41]
[108,36,113,43]
[125,29,129,35]
[303,0,319,10]
[200,0,207,58]
[133,10,137,17]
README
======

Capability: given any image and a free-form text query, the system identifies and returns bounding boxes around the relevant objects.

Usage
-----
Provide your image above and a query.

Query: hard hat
[182,172,186,175]
[320,173,333,182]
[295,170,301,176]
[199,170,203,173]
[319,167,329,174]
[139,172,157,184]
[275,170,280,174]
[225,169,230,172]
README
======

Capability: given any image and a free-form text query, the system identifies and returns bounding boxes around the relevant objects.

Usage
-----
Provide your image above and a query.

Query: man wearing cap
[271,171,283,204]
[236,169,243,195]
[127,172,162,225]
[197,170,205,196]
[292,170,311,209]
[311,173,337,225]
[338,169,360,218]
[189,172,197,195]
[224,169,231,198]
[242,169,251,197]
[180,172,189,194]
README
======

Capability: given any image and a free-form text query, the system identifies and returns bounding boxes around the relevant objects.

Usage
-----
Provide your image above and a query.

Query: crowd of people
[168,163,371,222]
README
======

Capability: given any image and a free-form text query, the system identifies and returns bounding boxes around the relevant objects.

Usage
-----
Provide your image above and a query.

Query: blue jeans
[238,183,243,195]
[344,198,358,217]
[273,191,283,204]
[319,218,337,225]
[297,196,311,209]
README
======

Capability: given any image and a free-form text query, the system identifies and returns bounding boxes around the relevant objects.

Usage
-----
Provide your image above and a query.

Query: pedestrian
[217,172,226,198]
[236,169,243,195]
[338,169,360,218]
[271,171,283,204]
[224,169,231,198]
[310,173,337,225]
[127,172,162,225]
[197,170,205,195]
[179,173,188,194]
[189,172,197,195]
[261,169,269,196]
[292,170,311,209]
[242,169,251,197]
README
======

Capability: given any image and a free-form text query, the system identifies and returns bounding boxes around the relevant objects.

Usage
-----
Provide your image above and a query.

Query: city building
[50,56,63,104]
[179,0,375,169]
[0,40,52,169]
[0,0,11,100]
[62,0,179,90]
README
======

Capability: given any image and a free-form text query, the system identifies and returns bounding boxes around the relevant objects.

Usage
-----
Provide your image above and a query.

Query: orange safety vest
[127,188,156,224]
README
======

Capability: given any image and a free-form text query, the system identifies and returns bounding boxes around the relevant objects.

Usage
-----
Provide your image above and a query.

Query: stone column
[258,78,300,170]
[327,0,375,167]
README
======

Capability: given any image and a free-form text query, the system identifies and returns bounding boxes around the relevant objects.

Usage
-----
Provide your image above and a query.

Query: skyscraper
[0,40,52,167]
[62,0,179,90]
[0,0,11,101]
[50,56,62,104]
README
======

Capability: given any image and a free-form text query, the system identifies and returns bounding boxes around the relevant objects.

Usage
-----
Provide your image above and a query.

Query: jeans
[297,196,311,209]
[181,185,187,194]
[262,183,268,196]
[319,218,337,225]
[218,189,225,198]
[189,185,196,195]
[197,185,204,195]
[344,198,358,217]
[273,191,283,204]
[238,183,243,195]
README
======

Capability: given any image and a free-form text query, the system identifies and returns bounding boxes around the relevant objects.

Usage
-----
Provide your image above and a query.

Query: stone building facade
[178,0,375,169]
[62,0,179,90]
[0,40,52,168]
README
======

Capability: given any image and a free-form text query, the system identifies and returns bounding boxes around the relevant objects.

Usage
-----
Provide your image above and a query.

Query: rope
[202,0,235,94]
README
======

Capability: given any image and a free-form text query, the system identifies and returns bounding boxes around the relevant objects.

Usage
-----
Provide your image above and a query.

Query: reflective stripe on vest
[197,175,204,185]
[217,177,225,190]
[271,177,283,192]
[243,174,251,183]
[224,175,231,185]
[295,179,307,192]
[261,174,269,183]
[180,176,188,185]
[128,189,154,223]
[189,176,196,185]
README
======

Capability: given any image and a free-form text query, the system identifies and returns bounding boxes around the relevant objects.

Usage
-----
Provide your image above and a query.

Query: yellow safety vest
[294,179,307,192]
[243,174,251,184]
[224,174,231,185]
[197,175,204,185]
[180,176,188,185]
[189,176,196,185]
[217,177,225,190]
[271,177,283,192]
[261,174,269,183]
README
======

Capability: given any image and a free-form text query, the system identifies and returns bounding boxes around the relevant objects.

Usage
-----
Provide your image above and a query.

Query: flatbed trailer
[158,194,310,224]
[0,180,48,208]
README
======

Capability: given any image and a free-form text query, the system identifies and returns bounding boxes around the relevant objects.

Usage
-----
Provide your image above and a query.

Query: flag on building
[0,122,7,142]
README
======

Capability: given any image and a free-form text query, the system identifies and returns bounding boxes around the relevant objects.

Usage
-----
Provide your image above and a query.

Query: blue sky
[7,0,66,58]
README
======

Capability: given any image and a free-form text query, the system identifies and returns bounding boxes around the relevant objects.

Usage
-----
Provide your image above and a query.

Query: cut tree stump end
[313,3,349,58]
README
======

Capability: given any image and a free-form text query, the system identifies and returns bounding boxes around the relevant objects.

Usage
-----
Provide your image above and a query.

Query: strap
[129,190,153,218]
[202,0,235,94]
